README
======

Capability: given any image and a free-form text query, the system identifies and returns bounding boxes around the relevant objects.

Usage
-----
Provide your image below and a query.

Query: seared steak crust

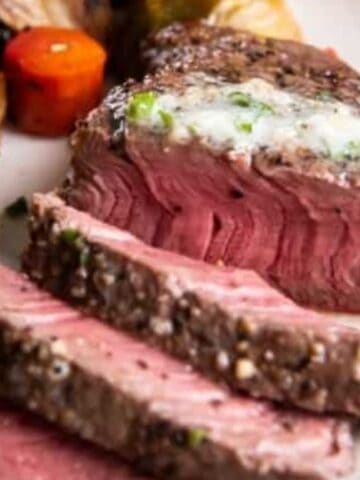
[0,401,147,480]
[24,194,360,417]
[0,263,353,480]
[142,21,360,108]
[72,21,360,183]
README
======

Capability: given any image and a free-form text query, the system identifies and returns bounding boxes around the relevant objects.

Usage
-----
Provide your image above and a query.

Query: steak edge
[0,263,353,480]
[0,401,146,480]
[23,193,360,417]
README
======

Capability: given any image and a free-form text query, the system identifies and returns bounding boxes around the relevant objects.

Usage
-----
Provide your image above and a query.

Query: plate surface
[288,0,360,69]
[0,2,360,477]
[0,129,69,266]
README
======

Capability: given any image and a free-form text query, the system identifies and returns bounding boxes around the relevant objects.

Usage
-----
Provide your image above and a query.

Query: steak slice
[24,193,360,417]
[0,401,146,480]
[63,22,360,313]
[0,264,354,480]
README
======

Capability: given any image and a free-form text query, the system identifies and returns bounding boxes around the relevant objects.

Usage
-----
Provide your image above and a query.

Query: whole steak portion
[0,264,353,480]
[64,22,360,313]
[24,193,360,417]
[0,401,146,480]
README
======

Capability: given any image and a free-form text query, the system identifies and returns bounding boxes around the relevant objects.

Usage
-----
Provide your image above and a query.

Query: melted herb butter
[125,73,360,162]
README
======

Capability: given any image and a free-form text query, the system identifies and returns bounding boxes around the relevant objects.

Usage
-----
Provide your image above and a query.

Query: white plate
[0,2,360,477]
[0,129,69,266]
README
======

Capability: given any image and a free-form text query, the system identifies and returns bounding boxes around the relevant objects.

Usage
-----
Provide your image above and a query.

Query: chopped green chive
[187,124,198,136]
[158,110,174,129]
[5,196,28,218]
[229,91,252,107]
[256,101,275,115]
[127,91,157,122]
[229,91,274,115]
[343,140,360,160]
[235,121,253,134]
[188,428,207,448]
[61,228,80,245]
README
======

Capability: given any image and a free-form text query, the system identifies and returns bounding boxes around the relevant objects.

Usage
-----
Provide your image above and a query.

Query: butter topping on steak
[124,73,360,166]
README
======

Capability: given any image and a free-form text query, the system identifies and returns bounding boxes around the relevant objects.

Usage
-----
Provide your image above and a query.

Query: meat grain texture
[63,22,360,313]
[24,193,360,417]
[0,264,354,480]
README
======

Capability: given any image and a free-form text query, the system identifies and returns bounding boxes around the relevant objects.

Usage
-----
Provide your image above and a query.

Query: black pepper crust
[1,266,352,480]
[23,196,360,417]
[141,21,360,108]
[0,325,248,480]
[0,329,344,480]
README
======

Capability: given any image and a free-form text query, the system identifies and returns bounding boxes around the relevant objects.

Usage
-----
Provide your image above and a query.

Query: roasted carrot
[4,27,107,137]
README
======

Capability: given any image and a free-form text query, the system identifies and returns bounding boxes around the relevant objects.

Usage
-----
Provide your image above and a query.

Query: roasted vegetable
[0,0,112,41]
[140,0,301,40]
[4,27,107,136]
[144,0,218,30]
[208,0,302,40]
[111,0,301,78]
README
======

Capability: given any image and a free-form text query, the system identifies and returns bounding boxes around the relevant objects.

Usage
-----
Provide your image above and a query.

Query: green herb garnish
[5,197,28,218]
[256,101,275,115]
[188,428,207,448]
[229,91,252,107]
[229,91,274,115]
[158,110,174,129]
[187,124,198,136]
[343,140,360,160]
[61,228,80,245]
[235,121,253,134]
[127,91,157,122]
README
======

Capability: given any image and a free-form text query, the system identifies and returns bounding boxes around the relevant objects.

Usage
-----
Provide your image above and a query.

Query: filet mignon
[24,193,360,417]
[0,401,146,480]
[63,22,360,313]
[0,263,354,480]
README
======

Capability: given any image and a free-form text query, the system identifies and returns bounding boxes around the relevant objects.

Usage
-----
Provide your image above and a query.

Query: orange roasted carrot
[4,27,107,137]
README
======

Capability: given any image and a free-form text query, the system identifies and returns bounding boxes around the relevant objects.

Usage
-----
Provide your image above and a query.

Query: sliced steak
[24,193,360,417]
[63,22,360,313]
[0,401,145,480]
[0,263,354,480]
